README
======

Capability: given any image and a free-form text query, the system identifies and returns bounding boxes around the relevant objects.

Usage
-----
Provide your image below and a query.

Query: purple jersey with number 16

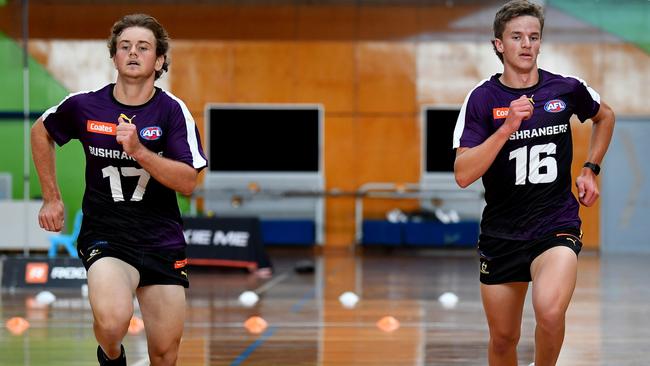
[42,84,207,250]
[453,69,600,240]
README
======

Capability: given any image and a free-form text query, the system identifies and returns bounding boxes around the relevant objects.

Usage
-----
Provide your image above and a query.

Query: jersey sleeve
[453,88,492,149]
[572,77,601,122]
[164,100,208,171]
[41,94,81,146]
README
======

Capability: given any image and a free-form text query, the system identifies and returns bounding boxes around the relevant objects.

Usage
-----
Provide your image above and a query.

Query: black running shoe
[97,344,126,366]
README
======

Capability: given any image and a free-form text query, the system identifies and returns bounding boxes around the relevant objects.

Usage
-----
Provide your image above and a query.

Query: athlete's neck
[113,78,156,106]
[499,67,539,89]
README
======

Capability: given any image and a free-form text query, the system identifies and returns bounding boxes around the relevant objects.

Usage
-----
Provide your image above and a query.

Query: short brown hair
[492,0,544,63]
[108,14,170,80]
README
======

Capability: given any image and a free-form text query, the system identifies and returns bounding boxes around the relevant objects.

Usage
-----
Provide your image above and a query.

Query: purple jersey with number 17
[42,84,207,250]
[453,69,600,240]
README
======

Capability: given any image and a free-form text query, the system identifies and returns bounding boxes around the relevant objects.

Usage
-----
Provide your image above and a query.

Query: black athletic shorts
[477,227,582,285]
[77,240,189,288]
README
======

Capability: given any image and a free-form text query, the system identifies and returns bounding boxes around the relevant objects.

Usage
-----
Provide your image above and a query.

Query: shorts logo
[557,233,580,248]
[140,126,163,140]
[25,262,49,284]
[492,107,509,119]
[544,99,566,113]
[87,120,117,135]
[480,261,490,275]
[88,248,101,260]
[181,270,188,278]
[174,259,188,269]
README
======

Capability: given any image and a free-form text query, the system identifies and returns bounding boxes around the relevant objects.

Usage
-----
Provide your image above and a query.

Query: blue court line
[230,326,278,366]
[290,288,316,313]
[230,279,317,365]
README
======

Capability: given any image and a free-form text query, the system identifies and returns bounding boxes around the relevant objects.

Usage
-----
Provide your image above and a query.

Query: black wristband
[583,162,600,175]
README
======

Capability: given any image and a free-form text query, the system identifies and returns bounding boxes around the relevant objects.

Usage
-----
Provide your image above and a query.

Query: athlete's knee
[489,328,520,354]
[535,305,566,333]
[94,319,129,340]
[93,313,130,340]
[149,347,178,366]
[149,352,179,366]
[148,338,181,366]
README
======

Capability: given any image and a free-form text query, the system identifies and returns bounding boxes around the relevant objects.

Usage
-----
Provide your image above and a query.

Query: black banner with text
[183,217,271,270]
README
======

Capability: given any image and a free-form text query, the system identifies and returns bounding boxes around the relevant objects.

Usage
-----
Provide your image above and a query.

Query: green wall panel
[0,120,85,231]
[0,33,69,111]
[1,31,83,232]
[549,0,650,54]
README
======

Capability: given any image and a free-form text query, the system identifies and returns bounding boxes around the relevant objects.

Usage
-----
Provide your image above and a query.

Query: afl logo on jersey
[140,126,162,140]
[544,99,566,113]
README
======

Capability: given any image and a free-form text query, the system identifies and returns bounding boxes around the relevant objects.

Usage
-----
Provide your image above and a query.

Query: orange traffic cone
[244,316,268,334]
[6,317,30,335]
[376,315,400,333]
[128,316,144,335]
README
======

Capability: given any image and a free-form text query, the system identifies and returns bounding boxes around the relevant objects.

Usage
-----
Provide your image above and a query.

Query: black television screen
[425,108,460,173]
[207,106,321,172]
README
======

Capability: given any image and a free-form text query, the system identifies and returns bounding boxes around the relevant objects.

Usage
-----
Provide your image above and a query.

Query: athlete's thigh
[136,284,186,347]
[481,282,529,335]
[530,246,578,314]
[87,257,140,318]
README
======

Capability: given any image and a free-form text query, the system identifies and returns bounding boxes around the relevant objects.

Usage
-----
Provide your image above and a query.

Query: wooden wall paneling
[170,41,233,113]
[357,116,420,184]
[296,6,357,41]
[357,42,417,114]
[234,6,298,40]
[417,4,490,34]
[324,116,358,247]
[358,6,419,40]
[357,115,421,218]
[293,42,356,113]
[162,6,239,40]
[540,44,603,92]
[325,197,357,248]
[536,42,649,115]
[4,2,491,41]
[417,42,497,106]
[231,42,297,103]
[1,3,298,41]
[599,43,650,116]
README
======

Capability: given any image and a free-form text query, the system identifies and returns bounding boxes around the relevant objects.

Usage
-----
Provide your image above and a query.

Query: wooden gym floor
[1,248,649,365]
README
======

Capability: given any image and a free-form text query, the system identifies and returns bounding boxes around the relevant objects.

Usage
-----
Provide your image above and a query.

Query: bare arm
[575,101,615,206]
[454,95,533,188]
[116,121,199,196]
[31,118,65,232]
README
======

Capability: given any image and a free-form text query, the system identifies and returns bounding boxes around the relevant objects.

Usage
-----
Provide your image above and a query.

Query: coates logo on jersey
[87,120,117,135]
[140,126,163,140]
[544,99,566,113]
[492,107,509,119]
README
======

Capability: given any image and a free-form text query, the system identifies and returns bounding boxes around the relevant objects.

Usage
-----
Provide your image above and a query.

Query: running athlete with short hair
[31,14,207,366]
[453,1,614,365]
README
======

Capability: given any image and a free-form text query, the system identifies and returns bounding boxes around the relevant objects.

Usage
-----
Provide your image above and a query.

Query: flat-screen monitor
[423,107,460,173]
[206,105,322,172]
